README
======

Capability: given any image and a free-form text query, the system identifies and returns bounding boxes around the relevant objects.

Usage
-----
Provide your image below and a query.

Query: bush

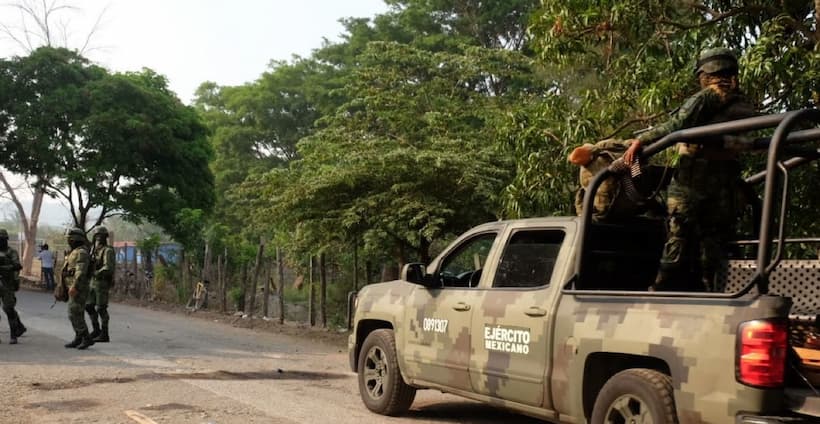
[152,264,180,303]
[283,284,309,303]
[228,286,244,311]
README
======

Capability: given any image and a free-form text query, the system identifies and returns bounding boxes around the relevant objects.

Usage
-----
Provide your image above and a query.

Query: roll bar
[575,109,820,295]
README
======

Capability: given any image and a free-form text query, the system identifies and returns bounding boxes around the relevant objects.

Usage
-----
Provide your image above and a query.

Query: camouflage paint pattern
[0,246,21,312]
[88,244,116,306]
[552,292,790,423]
[574,139,636,221]
[63,245,90,334]
[350,217,815,423]
[657,157,741,290]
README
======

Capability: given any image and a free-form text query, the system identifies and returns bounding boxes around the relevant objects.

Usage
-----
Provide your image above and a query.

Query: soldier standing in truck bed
[623,47,757,291]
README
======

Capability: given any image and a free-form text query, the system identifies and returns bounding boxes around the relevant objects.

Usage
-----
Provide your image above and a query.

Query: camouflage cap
[694,47,738,76]
[0,229,7,238]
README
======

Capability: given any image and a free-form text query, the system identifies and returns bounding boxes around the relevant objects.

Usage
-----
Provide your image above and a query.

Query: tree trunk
[277,247,285,325]
[216,253,223,313]
[353,238,359,291]
[239,263,248,312]
[221,248,228,313]
[248,238,264,320]
[365,260,372,286]
[0,173,45,277]
[202,242,210,283]
[308,255,315,326]
[320,252,327,328]
[816,0,820,41]
[263,252,271,318]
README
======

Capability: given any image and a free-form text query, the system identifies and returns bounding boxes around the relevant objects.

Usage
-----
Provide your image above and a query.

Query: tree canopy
[0,47,214,239]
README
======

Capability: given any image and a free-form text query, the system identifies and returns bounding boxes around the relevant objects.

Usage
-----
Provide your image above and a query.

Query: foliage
[522,0,820,221]
[0,47,215,236]
[228,286,244,311]
[251,42,549,262]
[152,263,179,303]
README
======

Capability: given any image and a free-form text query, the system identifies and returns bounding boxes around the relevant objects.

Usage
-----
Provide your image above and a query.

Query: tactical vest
[678,91,757,158]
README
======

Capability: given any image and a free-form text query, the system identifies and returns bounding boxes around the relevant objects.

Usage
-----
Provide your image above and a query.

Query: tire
[357,329,416,416]
[591,368,678,424]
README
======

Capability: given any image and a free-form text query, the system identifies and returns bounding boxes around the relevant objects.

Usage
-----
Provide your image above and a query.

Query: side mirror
[401,263,436,287]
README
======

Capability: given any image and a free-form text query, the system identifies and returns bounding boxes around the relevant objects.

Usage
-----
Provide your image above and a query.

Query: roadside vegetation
[1,1,819,328]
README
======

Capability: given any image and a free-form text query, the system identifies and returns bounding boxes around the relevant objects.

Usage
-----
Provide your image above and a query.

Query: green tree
[521,0,820,227]
[0,47,214,238]
[257,42,545,264]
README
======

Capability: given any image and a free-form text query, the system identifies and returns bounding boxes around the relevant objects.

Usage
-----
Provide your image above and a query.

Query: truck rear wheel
[591,368,677,424]
[357,329,416,416]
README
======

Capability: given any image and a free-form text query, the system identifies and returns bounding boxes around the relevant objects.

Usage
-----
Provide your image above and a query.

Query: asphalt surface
[0,289,541,424]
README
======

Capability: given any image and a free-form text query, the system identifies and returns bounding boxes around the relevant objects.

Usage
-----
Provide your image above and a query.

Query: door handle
[525,306,547,317]
[452,302,471,312]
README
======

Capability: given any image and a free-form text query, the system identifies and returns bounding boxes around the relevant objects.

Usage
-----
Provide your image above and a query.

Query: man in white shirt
[38,244,56,291]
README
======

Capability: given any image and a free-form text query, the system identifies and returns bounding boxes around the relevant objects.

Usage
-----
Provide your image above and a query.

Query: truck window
[493,229,565,289]
[438,233,497,288]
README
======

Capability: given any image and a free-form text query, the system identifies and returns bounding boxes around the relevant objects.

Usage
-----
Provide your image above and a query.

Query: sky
[2,0,390,103]
[0,0,390,226]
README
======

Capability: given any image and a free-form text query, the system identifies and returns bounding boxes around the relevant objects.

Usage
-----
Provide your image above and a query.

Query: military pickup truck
[348,110,820,423]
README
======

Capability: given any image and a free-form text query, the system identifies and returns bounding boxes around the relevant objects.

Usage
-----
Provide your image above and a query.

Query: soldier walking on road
[86,226,115,343]
[0,229,26,344]
[623,48,757,291]
[63,227,94,349]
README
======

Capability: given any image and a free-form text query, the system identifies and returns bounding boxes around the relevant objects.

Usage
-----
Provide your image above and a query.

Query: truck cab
[349,109,820,423]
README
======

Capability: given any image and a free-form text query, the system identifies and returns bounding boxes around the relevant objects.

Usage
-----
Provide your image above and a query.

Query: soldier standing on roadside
[623,47,757,291]
[85,226,115,342]
[63,227,94,349]
[0,229,26,344]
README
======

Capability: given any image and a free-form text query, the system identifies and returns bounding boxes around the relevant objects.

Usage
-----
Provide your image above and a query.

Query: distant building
[113,241,182,266]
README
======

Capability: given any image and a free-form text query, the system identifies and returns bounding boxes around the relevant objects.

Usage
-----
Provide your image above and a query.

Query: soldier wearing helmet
[623,47,757,291]
[85,226,116,342]
[62,227,94,349]
[0,228,26,344]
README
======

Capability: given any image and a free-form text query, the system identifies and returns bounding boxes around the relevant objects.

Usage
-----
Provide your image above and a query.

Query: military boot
[86,305,101,340]
[94,324,109,343]
[65,333,82,348]
[76,332,95,350]
[8,316,19,344]
[12,321,26,338]
[10,312,26,339]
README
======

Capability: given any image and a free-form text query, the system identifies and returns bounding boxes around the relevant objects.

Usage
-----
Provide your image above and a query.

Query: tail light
[736,319,788,388]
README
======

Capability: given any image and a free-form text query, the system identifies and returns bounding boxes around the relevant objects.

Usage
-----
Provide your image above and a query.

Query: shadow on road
[404,400,543,423]
[30,369,350,391]
[24,398,101,412]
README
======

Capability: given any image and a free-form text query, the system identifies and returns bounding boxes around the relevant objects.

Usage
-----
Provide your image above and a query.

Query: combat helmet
[94,226,109,237]
[694,47,738,76]
[65,227,86,242]
[0,229,8,239]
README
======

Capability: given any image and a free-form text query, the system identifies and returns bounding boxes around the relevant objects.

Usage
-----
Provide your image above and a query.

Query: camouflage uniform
[636,48,757,290]
[63,227,94,349]
[573,139,633,220]
[0,229,26,344]
[86,226,115,342]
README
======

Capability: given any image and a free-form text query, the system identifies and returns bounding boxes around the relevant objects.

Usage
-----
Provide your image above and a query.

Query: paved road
[0,290,540,424]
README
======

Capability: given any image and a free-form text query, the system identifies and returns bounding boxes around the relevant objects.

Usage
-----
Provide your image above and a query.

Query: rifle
[88,238,98,277]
